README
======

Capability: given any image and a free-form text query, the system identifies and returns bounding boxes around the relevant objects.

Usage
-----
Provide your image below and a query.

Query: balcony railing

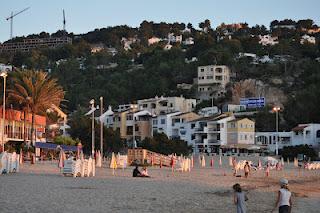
[208,128,220,132]
[208,139,220,144]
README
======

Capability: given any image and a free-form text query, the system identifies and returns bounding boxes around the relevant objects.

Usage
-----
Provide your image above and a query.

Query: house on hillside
[300,34,316,44]
[259,35,279,46]
[195,65,231,100]
[148,37,162,46]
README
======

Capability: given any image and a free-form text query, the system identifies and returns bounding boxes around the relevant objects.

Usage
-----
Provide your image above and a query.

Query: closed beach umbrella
[58,149,65,169]
[229,156,233,166]
[210,157,214,168]
[19,148,23,165]
[219,155,222,166]
[201,155,206,167]
[191,155,194,168]
[110,152,117,169]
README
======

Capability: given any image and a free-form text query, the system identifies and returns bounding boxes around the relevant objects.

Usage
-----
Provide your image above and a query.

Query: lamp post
[272,106,281,155]
[90,99,95,157]
[1,71,7,152]
[99,97,103,158]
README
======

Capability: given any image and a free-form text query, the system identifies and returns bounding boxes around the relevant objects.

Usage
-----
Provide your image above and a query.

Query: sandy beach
[1,156,320,213]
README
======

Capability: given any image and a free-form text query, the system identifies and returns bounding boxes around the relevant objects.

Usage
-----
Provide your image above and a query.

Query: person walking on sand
[233,183,248,213]
[265,163,270,177]
[272,178,292,213]
[244,161,250,178]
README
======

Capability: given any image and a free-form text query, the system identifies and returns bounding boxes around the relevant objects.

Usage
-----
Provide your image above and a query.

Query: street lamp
[99,97,103,158]
[272,106,281,155]
[1,71,7,152]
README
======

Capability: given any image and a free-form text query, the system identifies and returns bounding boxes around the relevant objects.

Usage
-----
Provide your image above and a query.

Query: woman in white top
[273,178,292,213]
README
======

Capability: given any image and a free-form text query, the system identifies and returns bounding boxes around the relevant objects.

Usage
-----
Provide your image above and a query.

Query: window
[215,68,222,73]
[211,68,214,71]
[245,135,247,140]
[317,130,320,138]
[191,123,195,129]
[142,104,148,108]
[191,134,195,140]
[161,119,165,124]
[207,76,213,79]
[200,68,204,72]
[170,103,173,107]
[215,76,222,80]
[153,120,158,125]
[151,103,156,109]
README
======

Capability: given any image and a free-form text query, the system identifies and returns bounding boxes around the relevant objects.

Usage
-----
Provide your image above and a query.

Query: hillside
[0,19,320,130]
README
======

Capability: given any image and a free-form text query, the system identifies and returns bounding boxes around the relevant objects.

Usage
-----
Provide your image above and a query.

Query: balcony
[208,128,220,132]
[194,127,208,133]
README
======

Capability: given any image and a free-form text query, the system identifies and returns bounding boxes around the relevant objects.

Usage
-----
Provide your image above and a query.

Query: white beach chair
[62,159,74,176]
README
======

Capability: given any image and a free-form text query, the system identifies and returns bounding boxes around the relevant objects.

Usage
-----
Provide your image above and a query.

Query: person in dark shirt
[133,166,141,177]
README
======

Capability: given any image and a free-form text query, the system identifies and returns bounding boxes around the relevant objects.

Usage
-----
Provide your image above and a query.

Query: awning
[35,142,79,151]
[292,125,308,132]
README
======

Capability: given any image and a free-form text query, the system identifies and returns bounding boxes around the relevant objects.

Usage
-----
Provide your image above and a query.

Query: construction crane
[6,7,30,40]
[63,9,66,32]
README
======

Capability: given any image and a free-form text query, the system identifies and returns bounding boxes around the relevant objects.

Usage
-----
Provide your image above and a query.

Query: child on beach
[272,178,292,213]
[233,183,248,213]
[141,167,150,177]
[244,161,250,178]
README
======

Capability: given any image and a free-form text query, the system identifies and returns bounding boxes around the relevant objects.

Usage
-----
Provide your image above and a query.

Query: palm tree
[8,70,64,145]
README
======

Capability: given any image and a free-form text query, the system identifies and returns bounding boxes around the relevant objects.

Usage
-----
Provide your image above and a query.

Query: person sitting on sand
[141,167,150,177]
[133,166,142,177]
[233,183,248,213]
[273,178,292,213]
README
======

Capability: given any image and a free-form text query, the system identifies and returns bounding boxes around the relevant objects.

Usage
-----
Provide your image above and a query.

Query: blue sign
[240,97,265,108]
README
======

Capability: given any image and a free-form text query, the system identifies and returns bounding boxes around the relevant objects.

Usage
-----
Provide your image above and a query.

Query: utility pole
[100,97,103,157]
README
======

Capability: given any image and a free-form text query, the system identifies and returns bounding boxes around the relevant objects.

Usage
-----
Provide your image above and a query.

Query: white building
[198,107,220,117]
[121,37,139,51]
[0,63,13,72]
[168,33,182,43]
[259,35,279,46]
[137,96,196,115]
[100,106,114,128]
[148,37,162,46]
[300,34,316,44]
[222,104,246,113]
[255,123,320,153]
[151,112,182,138]
[188,114,235,153]
[196,65,230,100]
[183,37,194,45]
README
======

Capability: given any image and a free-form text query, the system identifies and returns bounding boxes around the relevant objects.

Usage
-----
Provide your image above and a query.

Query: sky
[1,0,320,42]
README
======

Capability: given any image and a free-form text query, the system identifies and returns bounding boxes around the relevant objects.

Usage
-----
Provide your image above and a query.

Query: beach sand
[0,156,319,213]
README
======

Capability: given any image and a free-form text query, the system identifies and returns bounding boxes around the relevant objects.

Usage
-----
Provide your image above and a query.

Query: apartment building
[0,37,72,52]
[195,65,230,100]
[171,112,200,141]
[151,112,182,138]
[125,110,152,142]
[188,114,235,154]
[137,96,196,115]
[227,118,255,145]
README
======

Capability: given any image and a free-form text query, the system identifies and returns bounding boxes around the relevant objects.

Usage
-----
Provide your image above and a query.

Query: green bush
[54,136,78,146]
[280,145,317,161]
